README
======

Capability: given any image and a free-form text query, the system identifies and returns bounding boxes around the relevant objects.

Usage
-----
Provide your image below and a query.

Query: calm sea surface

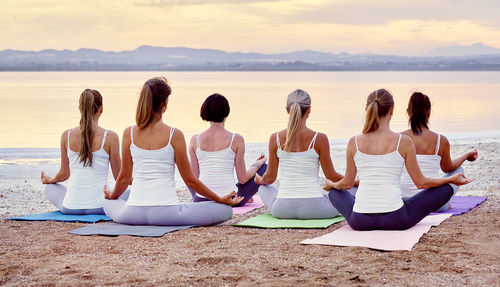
[0,71,499,148]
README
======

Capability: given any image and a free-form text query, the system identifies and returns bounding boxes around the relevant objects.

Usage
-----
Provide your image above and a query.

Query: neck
[208,121,225,130]
[377,115,391,131]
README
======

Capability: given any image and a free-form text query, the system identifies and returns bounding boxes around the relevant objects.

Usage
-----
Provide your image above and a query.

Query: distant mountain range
[1,43,499,71]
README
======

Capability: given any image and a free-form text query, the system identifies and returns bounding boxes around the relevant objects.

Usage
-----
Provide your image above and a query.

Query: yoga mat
[233,213,345,229]
[8,211,111,223]
[69,223,195,237]
[300,213,452,251]
[232,195,265,215]
[432,196,487,216]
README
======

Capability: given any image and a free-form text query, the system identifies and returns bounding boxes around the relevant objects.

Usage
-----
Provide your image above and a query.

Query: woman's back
[126,125,179,206]
[276,129,323,198]
[64,127,110,209]
[196,131,237,197]
[353,133,405,213]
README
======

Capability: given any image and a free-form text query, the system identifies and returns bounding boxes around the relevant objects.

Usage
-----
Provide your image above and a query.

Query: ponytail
[407,92,431,135]
[283,89,311,152]
[362,101,380,133]
[78,89,102,167]
[284,103,302,152]
[136,77,171,129]
[362,89,394,134]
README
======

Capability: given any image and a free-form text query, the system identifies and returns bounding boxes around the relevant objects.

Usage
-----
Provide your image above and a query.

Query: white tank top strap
[130,126,135,145]
[354,136,359,151]
[308,132,319,150]
[435,134,441,155]
[396,134,402,151]
[169,127,176,142]
[276,132,281,150]
[101,130,108,149]
[196,134,201,149]
[229,133,236,148]
[67,129,71,146]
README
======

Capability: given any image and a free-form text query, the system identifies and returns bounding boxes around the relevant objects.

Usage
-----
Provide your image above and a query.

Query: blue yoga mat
[69,223,195,237]
[8,211,112,223]
[431,196,487,216]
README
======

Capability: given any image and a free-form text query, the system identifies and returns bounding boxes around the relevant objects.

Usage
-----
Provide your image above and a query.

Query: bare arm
[323,137,357,190]
[439,136,478,173]
[188,135,200,178]
[106,131,121,180]
[402,135,471,189]
[41,130,70,184]
[104,127,133,199]
[255,133,279,185]
[171,129,242,205]
[234,134,266,184]
[316,133,343,182]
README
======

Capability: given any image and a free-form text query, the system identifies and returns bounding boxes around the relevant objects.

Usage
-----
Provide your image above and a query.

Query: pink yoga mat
[232,195,264,215]
[300,213,452,251]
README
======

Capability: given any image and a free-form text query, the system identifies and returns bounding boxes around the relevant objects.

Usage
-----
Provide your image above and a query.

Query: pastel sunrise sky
[2,0,499,55]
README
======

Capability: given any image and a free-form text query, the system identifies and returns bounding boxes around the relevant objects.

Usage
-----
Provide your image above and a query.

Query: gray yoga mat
[69,222,195,237]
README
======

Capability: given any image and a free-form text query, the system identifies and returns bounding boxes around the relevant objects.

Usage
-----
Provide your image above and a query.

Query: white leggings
[258,185,339,219]
[44,183,105,215]
[103,199,233,226]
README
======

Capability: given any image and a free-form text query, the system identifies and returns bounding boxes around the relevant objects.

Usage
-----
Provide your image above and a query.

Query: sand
[0,141,499,286]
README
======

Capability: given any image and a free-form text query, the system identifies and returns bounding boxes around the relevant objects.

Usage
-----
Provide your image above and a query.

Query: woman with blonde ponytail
[324,89,472,230]
[103,77,242,226]
[41,89,121,214]
[255,89,344,219]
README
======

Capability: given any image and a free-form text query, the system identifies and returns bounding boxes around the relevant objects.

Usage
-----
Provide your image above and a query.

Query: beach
[0,140,499,285]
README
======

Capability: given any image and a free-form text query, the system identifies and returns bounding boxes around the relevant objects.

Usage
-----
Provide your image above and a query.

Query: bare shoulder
[233,133,245,144]
[315,132,330,146]
[401,129,412,137]
[106,130,119,140]
[399,134,414,148]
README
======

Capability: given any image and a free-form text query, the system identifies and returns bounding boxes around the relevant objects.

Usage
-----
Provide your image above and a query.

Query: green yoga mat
[233,213,345,229]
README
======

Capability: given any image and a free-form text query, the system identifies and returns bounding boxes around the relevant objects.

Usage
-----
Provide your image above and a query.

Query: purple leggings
[328,184,453,230]
[189,164,267,207]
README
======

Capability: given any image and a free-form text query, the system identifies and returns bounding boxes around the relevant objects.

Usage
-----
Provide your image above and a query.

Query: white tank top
[353,134,405,213]
[400,134,442,198]
[196,133,238,198]
[63,129,110,209]
[276,132,324,199]
[126,126,180,206]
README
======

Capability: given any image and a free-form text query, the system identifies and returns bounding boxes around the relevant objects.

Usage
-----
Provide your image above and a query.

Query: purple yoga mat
[432,196,487,216]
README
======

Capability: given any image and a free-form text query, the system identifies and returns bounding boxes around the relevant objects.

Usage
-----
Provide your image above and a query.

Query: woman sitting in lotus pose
[400,91,478,211]
[255,89,344,219]
[103,77,242,226]
[325,88,471,231]
[188,93,267,207]
[41,89,121,214]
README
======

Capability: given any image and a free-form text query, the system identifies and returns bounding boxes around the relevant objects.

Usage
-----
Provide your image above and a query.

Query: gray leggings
[258,185,339,219]
[103,198,233,226]
[45,183,105,215]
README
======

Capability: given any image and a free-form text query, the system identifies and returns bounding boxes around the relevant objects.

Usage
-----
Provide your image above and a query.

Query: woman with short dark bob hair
[400,92,477,211]
[188,93,267,207]
[103,77,242,226]
[325,89,471,230]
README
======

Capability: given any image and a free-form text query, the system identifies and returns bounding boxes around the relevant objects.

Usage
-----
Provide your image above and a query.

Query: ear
[99,106,104,114]
[406,108,410,116]
[286,107,290,115]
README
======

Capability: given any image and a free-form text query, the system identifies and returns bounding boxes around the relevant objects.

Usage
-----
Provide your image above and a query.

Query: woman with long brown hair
[41,89,121,214]
[103,77,241,226]
[400,92,478,211]
[255,89,343,219]
[324,89,471,230]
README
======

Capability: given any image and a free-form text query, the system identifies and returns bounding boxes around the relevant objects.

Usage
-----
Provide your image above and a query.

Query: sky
[1,0,500,55]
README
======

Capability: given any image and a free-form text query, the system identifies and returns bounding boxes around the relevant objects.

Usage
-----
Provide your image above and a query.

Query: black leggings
[328,184,453,230]
[189,164,267,207]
